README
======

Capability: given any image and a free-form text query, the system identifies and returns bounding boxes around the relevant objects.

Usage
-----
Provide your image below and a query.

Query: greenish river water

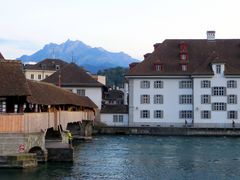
[1,135,240,180]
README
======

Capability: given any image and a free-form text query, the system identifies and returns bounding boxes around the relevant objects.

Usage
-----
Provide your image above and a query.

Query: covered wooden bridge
[0,59,97,159]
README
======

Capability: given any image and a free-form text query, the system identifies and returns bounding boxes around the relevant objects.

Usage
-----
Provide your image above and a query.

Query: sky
[0,0,240,60]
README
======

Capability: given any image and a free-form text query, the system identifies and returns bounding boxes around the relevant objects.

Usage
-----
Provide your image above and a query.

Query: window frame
[212,102,227,111]
[77,89,86,96]
[201,80,211,88]
[140,94,150,104]
[140,81,150,89]
[154,110,164,119]
[154,81,163,88]
[179,95,192,104]
[154,95,163,104]
[140,110,150,118]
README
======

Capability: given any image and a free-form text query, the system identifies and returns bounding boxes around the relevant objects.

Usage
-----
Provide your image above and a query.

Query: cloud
[0,38,41,59]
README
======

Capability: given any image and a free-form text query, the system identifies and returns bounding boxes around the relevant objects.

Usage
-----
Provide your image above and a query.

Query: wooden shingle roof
[0,60,31,96]
[126,39,240,76]
[27,80,97,108]
[43,63,103,87]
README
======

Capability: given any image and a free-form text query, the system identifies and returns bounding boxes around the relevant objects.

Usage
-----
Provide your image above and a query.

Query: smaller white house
[100,104,128,126]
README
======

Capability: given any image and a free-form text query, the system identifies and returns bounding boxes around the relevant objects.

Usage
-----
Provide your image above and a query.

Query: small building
[100,104,128,126]
[103,89,124,105]
[24,58,68,81]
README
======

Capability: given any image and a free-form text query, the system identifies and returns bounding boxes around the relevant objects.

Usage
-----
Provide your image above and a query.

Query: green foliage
[97,67,129,88]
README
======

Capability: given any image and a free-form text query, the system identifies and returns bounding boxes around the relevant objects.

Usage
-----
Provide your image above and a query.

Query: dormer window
[154,63,163,71]
[181,64,187,71]
[56,65,60,70]
[180,53,187,61]
[216,65,221,74]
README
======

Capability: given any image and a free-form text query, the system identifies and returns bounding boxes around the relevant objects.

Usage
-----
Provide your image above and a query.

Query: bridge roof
[0,60,31,97]
[27,80,97,108]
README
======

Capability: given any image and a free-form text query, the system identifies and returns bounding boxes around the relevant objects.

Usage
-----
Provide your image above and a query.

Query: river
[1,135,240,180]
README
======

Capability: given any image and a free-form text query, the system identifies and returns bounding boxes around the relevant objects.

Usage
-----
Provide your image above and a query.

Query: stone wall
[0,132,46,155]
[96,126,240,136]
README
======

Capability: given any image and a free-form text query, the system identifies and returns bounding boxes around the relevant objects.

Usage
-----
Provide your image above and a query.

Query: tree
[97,67,129,88]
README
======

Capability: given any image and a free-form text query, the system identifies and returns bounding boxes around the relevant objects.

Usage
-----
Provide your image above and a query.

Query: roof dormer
[153,61,164,72]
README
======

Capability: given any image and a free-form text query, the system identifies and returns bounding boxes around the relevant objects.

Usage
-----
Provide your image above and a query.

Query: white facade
[101,113,128,126]
[127,64,240,128]
[25,69,55,81]
[64,87,102,109]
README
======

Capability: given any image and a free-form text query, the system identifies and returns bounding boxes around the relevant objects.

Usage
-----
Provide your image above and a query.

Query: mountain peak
[18,40,139,73]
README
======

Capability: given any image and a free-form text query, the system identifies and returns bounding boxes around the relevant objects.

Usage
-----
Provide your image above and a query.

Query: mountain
[18,40,139,73]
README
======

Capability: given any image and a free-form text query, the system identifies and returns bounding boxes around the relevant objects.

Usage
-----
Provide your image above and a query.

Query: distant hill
[97,67,129,88]
[18,40,139,73]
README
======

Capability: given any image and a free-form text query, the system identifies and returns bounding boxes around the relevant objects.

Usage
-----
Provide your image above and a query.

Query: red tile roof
[126,39,240,76]
[43,63,103,87]
[24,58,68,71]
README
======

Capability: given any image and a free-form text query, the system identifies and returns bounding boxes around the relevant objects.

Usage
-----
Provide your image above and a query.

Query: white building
[125,31,240,128]
[23,59,68,81]
[43,63,104,110]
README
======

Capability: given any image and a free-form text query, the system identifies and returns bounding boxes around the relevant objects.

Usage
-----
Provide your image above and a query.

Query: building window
[201,80,211,88]
[30,74,34,80]
[227,80,237,88]
[77,89,85,96]
[180,54,187,60]
[140,110,150,118]
[119,115,123,122]
[113,115,124,123]
[212,87,226,96]
[113,115,118,122]
[154,110,163,119]
[179,95,192,104]
[227,95,237,104]
[155,64,163,71]
[179,81,192,88]
[140,81,150,89]
[0,99,6,113]
[38,74,41,80]
[56,65,60,70]
[201,95,211,104]
[154,95,163,104]
[228,111,238,119]
[45,75,49,78]
[201,111,211,119]
[140,95,150,104]
[179,110,192,119]
[212,103,226,111]
[216,65,221,74]
[154,81,163,88]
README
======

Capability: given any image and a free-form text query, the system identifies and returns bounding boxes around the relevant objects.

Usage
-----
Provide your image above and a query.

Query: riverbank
[94,126,240,136]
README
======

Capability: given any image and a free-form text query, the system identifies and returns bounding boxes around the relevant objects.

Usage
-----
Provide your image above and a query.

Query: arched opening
[29,146,45,162]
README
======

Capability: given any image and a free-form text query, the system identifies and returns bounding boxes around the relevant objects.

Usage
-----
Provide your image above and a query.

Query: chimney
[207,31,215,40]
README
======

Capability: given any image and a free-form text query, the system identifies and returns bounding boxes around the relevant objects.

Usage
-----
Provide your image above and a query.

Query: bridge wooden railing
[0,110,95,133]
